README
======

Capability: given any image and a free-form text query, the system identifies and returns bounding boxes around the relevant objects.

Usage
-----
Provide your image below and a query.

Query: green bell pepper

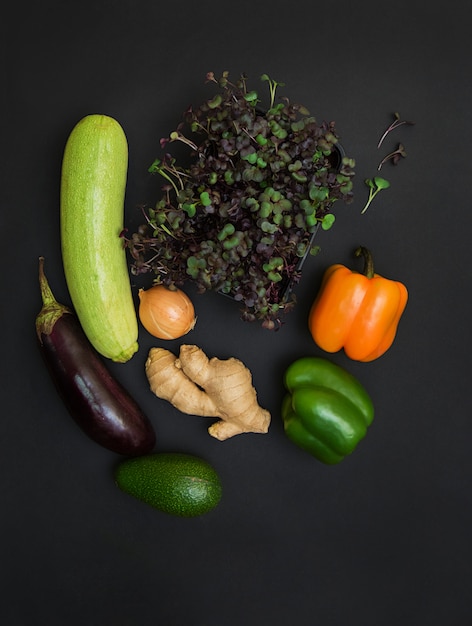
[281,357,374,464]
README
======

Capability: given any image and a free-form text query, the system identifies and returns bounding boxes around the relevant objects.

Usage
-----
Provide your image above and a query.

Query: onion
[138,285,196,340]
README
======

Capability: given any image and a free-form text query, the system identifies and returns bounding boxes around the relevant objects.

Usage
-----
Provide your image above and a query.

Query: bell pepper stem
[354,246,375,279]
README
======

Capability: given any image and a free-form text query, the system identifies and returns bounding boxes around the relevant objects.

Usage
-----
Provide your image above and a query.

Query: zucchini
[60,114,138,363]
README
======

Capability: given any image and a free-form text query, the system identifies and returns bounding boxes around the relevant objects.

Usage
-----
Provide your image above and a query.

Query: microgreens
[377,143,407,170]
[361,177,390,214]
[377,112,415,148]
[377,143,406,172]
[260,73,285,109]
[125,72,355,329]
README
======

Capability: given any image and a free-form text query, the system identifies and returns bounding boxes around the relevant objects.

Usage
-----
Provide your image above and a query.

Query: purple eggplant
[35,257,156,456]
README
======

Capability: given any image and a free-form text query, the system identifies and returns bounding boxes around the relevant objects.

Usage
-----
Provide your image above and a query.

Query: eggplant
[35,257,156,456]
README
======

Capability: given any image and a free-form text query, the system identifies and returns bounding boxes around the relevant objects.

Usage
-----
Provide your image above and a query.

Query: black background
[3,1,471,625]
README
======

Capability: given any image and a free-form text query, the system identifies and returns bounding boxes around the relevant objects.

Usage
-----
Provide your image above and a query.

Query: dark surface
[3,2,471,625]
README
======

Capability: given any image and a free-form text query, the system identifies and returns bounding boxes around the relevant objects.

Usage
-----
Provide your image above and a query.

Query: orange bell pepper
[308,246,408,362]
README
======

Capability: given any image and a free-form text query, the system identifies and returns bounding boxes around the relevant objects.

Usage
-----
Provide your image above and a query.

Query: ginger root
[145,344,271,440]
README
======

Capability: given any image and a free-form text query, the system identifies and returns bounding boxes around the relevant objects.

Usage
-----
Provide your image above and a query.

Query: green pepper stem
[354,246,374,278]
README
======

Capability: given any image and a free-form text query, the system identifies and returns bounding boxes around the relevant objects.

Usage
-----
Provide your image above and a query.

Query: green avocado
[115,452,222,517]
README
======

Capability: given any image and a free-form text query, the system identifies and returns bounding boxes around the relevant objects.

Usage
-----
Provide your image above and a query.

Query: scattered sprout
[378,143,407,170]
[377,112,415,148]
[361,177,390,214]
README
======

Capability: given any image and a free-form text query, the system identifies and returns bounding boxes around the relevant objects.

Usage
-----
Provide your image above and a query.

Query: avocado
[115,452,222,517]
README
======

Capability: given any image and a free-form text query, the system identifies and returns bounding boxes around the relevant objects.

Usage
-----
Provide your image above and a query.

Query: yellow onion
[138,285,196,340]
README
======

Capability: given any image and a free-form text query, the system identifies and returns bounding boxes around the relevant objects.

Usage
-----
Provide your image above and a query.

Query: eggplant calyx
[36,256,73,340]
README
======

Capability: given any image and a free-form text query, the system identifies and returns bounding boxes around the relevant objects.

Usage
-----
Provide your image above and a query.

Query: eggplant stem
[39,256,57,307]
[36,257,72,339]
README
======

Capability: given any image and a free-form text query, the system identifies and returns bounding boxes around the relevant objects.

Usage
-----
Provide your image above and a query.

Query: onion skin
[138,285,196,340]
[36,258,156,456]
